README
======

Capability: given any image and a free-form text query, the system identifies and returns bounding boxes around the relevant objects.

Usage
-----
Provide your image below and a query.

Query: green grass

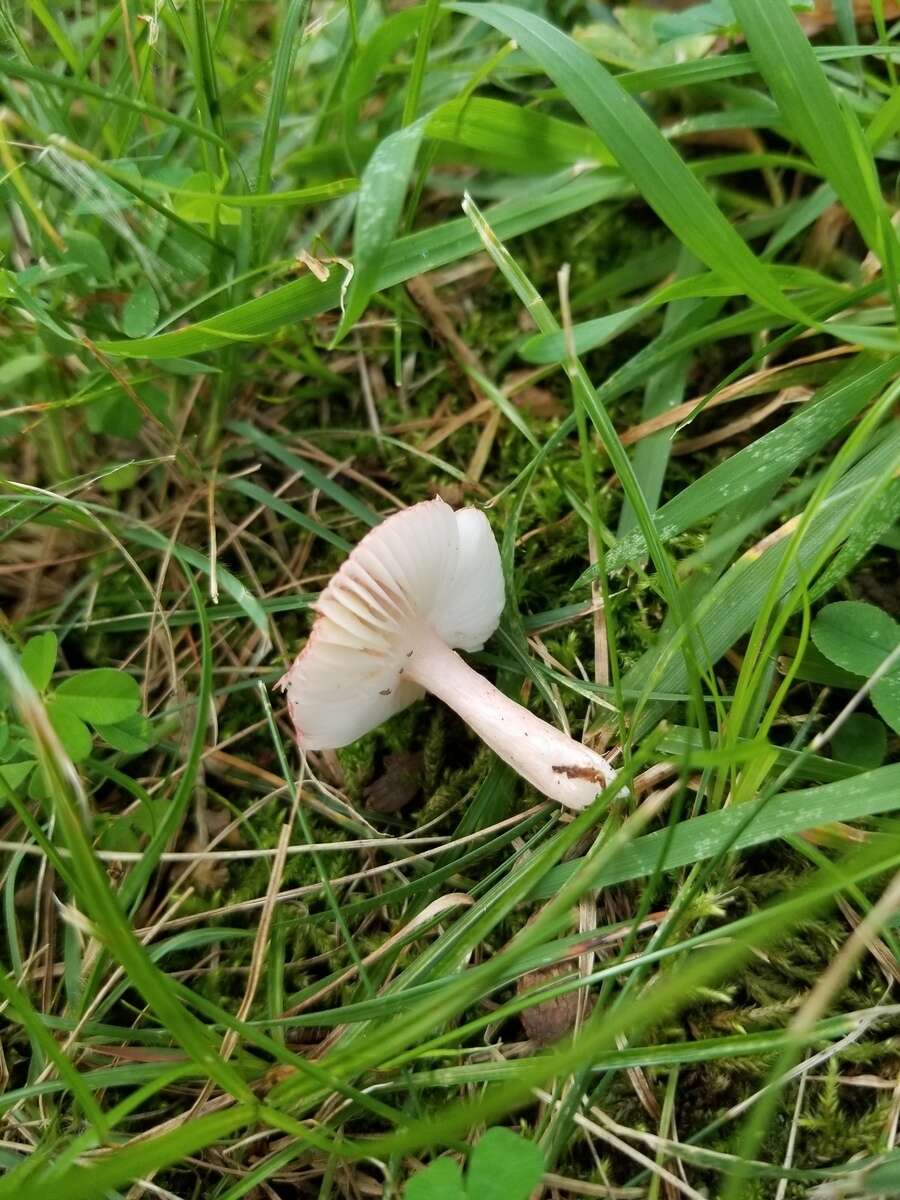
[1,1,900,1197]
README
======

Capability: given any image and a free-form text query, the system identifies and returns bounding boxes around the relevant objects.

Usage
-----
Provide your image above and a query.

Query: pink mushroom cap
[279,498,504,751]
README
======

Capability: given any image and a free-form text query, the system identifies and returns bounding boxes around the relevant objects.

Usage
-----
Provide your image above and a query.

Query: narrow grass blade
[623,425,900,730]
[618,43,900,95]
[618,250,703,541]
[427,96,611,171]
[0,973,108,1136]
[453,2,806,322]
[173,178,358,208]
[228,420,381,527]
[0,1107,254,1200]
[125,526,270,641]
[402,0,441,126]
[118,572,213,909]
[0,642,257,1110]
[533,764,900,899]
[731,0,886,255]
[341,6,425,161]
[95,170,633,358]
[255,0,312,196]
[582,354,900,578]
[225,479,353,552]
[0,60,227,149]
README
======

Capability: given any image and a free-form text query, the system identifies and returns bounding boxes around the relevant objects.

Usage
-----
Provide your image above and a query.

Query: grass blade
[585,354,900,577]
[95,170,632,358]
[228,420,381,527]
[533,764,900,898]
[255,0,312,197]
[453,2,806,322]
[624,424,900,731]
[225,479,353,552]
[732,0,887,256]
[0,642,257,1109]
[334,116,428,340]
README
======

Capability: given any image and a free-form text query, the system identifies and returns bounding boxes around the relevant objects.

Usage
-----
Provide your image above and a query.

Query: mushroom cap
[279,498,504,751]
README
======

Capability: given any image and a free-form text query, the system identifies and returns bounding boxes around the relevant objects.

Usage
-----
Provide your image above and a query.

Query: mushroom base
[405,627,616,810]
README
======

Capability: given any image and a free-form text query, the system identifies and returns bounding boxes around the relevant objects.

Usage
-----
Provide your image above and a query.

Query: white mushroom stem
[406,627,616,811]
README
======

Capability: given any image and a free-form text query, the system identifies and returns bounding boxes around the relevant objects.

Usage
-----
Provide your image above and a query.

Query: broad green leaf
[54,669,141,725]
[335,116,428,340]
[20,632,57,693]
[0,354,45,391]
[812,600,900,677]
[46,701,93,763]
[94,715,154,754]
[97,812,141,853]
[813,600,900,733]
[865,1156,900,1193]
[830,713,887,770]
[466,1129,545,1200]
[404,1157,465,1200]
[99,463,140,493]
[0,761,35,791]
[532,763,900,899]
[453,2,805,322]
[172,171,240,225]
[122,281,160,339]
[87,393,141,439]
[64,230,111,280]
[873,677,900,736]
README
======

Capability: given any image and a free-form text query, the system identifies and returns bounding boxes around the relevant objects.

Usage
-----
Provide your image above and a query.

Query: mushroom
[278,498,616,810]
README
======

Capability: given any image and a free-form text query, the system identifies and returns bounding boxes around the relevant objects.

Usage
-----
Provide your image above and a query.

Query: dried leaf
[364,751,425,813]
[518,964,592,1045]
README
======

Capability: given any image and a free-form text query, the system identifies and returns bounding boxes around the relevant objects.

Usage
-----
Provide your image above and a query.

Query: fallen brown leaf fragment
[519,963,593,1045]
[364,751,426,813]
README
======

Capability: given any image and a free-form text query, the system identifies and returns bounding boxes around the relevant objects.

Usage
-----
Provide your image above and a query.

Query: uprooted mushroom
[279,497,617,810]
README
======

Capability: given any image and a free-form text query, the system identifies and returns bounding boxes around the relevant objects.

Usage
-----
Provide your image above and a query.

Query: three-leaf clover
[811,601,900,768]
[404,1128,544,1200]
[1,632,152,796]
